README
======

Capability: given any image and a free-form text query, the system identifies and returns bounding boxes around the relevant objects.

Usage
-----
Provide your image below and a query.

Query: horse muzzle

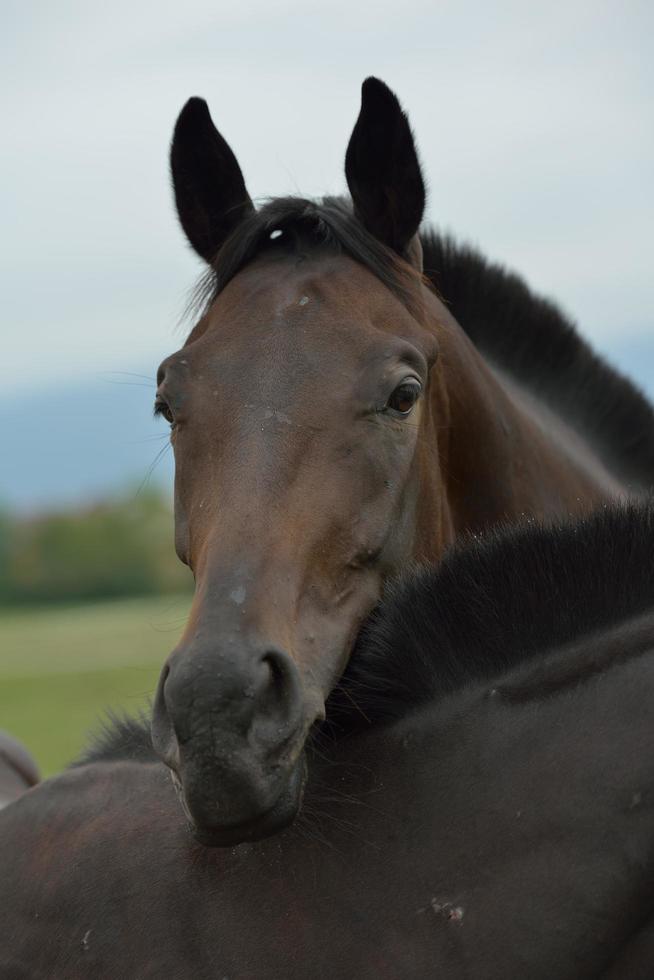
[151,641,312,844]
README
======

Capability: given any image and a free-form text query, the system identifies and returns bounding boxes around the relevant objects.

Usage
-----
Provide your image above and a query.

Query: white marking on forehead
[229,586,247,605]
[298,296,310,306]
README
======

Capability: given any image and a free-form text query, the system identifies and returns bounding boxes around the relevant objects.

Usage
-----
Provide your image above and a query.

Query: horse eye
[386,379,422,416]
[154,398,175,426]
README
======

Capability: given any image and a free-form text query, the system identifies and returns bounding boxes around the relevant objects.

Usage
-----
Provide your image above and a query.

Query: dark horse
[3,504,654,978]
[149,76,654,844]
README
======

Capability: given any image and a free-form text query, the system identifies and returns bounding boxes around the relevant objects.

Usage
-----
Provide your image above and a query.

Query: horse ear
[170,98,254,263]
[345,78,425,260]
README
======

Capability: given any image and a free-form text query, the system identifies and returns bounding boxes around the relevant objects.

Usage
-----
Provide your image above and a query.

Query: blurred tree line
[0,489,192,605]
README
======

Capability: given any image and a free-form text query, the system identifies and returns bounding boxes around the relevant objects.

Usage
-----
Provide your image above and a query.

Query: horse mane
[421,232,654,489]
[75,710,156,766]
[328,502,654,727]
[79,502,654,764]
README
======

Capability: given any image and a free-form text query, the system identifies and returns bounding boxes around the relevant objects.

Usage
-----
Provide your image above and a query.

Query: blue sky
[1,1,653,506]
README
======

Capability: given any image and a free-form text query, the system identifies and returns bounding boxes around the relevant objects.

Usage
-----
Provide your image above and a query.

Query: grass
[0,594,191,776]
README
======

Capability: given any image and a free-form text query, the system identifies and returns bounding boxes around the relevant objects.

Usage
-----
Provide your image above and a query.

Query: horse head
[151,79,448,844]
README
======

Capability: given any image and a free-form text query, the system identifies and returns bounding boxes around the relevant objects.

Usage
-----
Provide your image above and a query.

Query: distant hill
[3,338,653,513]
[2,370,173,512]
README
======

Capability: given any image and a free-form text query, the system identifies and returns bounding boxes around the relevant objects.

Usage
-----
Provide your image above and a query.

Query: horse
[149,75,654,845]
[2,503,654,978]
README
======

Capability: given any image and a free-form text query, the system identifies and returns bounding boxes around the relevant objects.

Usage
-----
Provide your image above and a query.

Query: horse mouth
[174,755,308,848]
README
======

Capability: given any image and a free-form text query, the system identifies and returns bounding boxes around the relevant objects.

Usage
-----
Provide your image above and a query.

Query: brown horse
[3,505,654,979]
[150,77,654,845]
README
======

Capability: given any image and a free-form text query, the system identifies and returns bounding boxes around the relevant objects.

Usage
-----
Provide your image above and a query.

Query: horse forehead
[211,253,410,336]
[172,255,422,386]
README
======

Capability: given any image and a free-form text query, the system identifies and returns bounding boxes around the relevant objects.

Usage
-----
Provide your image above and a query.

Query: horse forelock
[185,196,427,329]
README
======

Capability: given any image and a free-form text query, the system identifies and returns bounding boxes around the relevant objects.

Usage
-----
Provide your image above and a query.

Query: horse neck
[413,303,623,559]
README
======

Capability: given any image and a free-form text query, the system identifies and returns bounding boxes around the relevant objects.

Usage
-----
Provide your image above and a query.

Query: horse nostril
[249,648,303,742]
[260,649,298,705]
[263,650,285,696]
[151,661,180,770]
[155,662,171,715]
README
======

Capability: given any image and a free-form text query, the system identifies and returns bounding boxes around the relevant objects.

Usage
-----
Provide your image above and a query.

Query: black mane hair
[74,711,156,767]
[327,502,654,728]
[421,232,654,490]
[80,503,654,763]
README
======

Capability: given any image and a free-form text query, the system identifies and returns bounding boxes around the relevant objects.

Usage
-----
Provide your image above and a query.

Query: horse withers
[2,505,654,978]
[149,77,654,844]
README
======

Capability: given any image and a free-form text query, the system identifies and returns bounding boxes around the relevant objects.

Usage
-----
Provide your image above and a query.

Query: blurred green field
[0,594,191,776]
